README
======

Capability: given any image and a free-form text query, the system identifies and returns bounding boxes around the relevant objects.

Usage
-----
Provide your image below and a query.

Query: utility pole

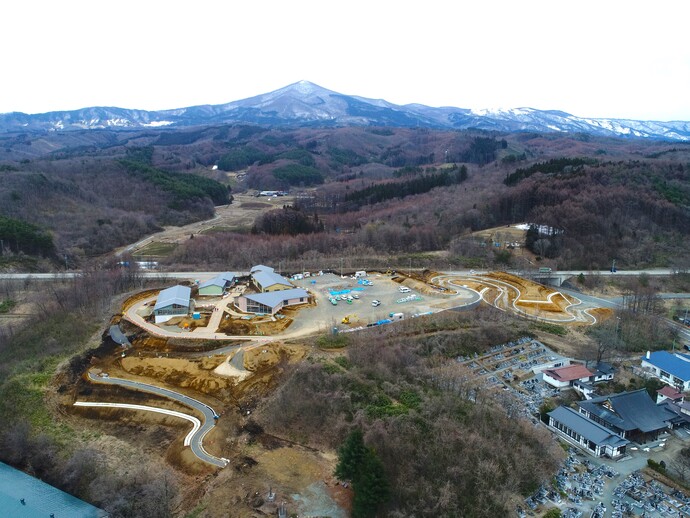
[340,257,343,277]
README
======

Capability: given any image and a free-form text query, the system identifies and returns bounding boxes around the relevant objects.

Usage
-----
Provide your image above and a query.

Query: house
[252,269,293,293]
[542,364,595,389]
[235,288,310,315]
[592,362,615,383]
[198,272,236,296]
[250,264,274,274]
[548,406,629,458]
[657,385,684,404]
[640,351,690,391]
[153,285,192,324]
[578,389,674,444]
[0,461,108,517]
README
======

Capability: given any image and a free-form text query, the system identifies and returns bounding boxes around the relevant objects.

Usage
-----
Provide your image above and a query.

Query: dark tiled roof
[579,389,673,433]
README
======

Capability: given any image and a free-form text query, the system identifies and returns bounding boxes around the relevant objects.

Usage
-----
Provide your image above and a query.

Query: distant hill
[1,80,689,141]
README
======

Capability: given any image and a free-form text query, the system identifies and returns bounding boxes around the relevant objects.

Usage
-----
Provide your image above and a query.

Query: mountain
[2,80,689,141]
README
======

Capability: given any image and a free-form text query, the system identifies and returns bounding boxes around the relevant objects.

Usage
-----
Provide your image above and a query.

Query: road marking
[74,401,201,446]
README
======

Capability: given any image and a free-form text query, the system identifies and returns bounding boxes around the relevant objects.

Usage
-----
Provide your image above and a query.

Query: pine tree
[334,428,366,481]
[352,448,390,518]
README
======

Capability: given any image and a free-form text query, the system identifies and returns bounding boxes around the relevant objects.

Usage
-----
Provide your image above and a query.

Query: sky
[2,1,689,121]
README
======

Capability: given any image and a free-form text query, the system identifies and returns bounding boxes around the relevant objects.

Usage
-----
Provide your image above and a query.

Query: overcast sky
[2,1,689,121]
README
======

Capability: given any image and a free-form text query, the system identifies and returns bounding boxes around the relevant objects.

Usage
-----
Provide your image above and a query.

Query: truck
[355,270,367,278]
[389,312,404,321]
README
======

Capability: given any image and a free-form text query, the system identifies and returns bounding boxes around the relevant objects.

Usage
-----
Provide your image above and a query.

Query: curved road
[87,372,228,468]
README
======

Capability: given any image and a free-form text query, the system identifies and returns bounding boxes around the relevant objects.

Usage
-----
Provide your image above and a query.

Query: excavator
[341,315,357,325]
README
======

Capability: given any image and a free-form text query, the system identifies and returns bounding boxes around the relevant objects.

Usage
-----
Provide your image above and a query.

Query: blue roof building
[0,461,108,517]
[641,351,690,391]
[153,285,193,323]
[251,269,293,293]
[198,272,236,296]
[236,288,309,315]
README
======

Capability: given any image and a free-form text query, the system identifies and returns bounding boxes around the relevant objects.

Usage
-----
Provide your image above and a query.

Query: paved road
[0,268,683,282]
[87,372,228,468]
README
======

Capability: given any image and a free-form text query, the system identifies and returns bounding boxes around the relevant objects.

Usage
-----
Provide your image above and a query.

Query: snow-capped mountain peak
[1,82,689,141]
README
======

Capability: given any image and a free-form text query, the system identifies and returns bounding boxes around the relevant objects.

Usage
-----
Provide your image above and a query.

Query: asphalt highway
[87,372,228,468]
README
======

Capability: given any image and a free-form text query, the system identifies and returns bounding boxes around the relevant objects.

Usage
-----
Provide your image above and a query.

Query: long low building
[198,272,236,296]
[548,406,629,458]
[236,288,310,315]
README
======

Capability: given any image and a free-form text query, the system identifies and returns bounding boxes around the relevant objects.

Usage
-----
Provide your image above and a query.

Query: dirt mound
[120,355,233,394]
[244,343,306,372]
[217,313,294,336]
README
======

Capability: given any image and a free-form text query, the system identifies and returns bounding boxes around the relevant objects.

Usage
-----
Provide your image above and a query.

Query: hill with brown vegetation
[0,125,689,271]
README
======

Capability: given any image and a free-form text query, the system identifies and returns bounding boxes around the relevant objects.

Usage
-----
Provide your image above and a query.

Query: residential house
[542,364,595,389]
[235,288,310,315]
[153,285,192,324]
[548,406,629,458]
[592,362,615,383]
[657,385,684,405]
[640,351,690,391]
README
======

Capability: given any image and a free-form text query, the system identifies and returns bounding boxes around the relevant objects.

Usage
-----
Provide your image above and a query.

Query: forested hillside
[256,309,565,516]
[0,124,689,270]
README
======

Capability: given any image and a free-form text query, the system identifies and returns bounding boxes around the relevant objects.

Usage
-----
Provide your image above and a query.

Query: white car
[398,286,411,293]
[371,300,381,307]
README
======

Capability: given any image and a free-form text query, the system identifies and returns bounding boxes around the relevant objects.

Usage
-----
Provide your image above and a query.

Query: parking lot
[284,272,479,337]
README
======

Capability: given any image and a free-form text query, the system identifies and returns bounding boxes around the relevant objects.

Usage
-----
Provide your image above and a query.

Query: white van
[355,270,367,278]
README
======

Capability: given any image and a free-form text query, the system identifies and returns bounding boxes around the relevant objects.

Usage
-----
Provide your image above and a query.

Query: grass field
[132,241,178,257]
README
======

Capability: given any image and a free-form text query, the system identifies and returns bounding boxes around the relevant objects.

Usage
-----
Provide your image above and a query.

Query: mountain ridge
[2,80,689,141]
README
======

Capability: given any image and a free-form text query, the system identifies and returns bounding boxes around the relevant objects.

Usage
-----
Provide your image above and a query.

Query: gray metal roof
[252,270,292,290]
[250,264,274,273]
[154,285,191,311]
[243,288,309,309]
[109,324,131,347]
[199,272,235,289]
[0,461,107,517]
[549,406,629,448]
[579,389,673,433]
[594,362,615,375]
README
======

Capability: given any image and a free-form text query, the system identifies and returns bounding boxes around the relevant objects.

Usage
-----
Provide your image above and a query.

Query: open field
[117,194,296,257]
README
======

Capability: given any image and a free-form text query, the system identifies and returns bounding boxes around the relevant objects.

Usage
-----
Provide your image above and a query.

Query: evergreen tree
[352,448,390,518]
[334,428,367,481]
